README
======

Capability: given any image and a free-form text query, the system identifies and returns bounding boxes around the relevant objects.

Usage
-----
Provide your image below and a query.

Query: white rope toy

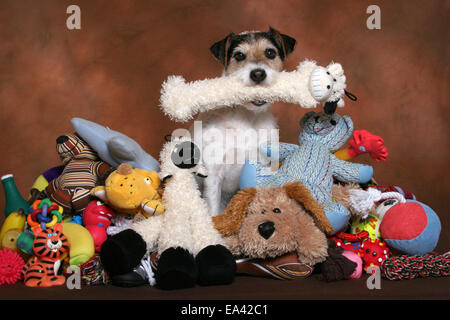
[348,187,406,219]
[160,59,347,122]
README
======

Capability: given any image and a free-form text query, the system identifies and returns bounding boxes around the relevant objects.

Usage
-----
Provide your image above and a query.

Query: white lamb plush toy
[160,59,347,122]
[130,137,236,290]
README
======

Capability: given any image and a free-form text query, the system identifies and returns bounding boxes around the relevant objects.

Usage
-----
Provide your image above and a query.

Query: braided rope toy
[381,252,450,280]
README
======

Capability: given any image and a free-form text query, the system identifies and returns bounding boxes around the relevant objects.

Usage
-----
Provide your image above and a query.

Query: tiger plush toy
[22,223,69,287]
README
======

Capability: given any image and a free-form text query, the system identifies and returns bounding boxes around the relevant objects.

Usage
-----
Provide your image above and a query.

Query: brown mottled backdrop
[0,0,448,250]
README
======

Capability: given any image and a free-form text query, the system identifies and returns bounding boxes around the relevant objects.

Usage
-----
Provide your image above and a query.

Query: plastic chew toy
[27,199,63,230]
[22,223,68,287]
[83,200,115,252]
[160,60,347,122]
[1,174,30,218]
[71,118,160,172]
[0,248,25,285]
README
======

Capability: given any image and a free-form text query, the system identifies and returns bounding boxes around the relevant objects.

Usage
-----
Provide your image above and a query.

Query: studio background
[0,0,448,250]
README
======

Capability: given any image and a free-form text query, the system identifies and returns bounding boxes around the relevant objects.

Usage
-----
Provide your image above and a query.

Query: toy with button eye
[27,199,63,229]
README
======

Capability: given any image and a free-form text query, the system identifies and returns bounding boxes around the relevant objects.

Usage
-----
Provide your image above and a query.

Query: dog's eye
[233,51,246,62]
[264,48,277,60]
[273,208,281,213]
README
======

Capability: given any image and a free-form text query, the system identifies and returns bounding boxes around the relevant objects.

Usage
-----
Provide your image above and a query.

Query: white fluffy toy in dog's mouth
[160,60,348,122]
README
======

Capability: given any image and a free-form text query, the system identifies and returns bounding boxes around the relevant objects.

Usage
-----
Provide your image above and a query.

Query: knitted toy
[160,60,347,122]
[43,134,111,216]
[346,187,441,255]
[0,248,25,285]
[240,111,374,234]
[71,118,160,172]
[212,182,358,282]
[100,138,236,289]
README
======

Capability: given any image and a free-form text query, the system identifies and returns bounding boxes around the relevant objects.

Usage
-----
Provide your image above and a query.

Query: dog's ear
[210,32,235,66]
[268,27,296,60]
[212,188,256,236]
[283,181,334,235]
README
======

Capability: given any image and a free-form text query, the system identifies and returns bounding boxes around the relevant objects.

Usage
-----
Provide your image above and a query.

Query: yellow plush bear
[90,163,164,217]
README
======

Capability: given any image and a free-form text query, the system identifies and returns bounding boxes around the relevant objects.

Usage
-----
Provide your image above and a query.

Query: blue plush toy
[240,111,373,234]
[71,118,160,172]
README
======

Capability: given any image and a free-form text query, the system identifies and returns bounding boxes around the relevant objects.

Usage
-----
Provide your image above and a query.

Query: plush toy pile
[0,57,447,291]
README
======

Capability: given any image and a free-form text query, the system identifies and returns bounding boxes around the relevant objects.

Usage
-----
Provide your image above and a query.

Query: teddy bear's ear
[283,181,334,235]
[212,188,257,237]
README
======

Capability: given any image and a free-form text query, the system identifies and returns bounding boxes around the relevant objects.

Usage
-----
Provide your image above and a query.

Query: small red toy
[83,200,115,228]
[358,238,392,271]
[0,248,25,285]
[330,231,391,271]
[83,200,115,252]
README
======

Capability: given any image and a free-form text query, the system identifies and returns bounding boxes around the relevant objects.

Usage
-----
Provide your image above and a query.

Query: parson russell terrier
[194,27,297,216]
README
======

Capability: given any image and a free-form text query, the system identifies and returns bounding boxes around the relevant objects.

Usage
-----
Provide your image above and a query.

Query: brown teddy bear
[213,181,357,281]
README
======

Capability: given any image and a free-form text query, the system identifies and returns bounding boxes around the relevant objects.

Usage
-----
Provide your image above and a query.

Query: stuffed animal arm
[330,154,373,184]
[160,60,347,122]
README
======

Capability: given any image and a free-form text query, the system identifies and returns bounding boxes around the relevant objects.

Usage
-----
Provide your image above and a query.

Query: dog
[193,27,297,216]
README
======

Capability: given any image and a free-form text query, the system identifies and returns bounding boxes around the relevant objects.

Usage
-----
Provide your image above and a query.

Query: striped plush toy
[240,111,373,234]
[43,133,111,216]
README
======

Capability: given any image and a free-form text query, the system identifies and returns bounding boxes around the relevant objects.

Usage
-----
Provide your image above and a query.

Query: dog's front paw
[309,63,346,106]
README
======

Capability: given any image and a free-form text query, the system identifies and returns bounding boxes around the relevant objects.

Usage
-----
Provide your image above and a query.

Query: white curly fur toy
[130,137,236,289]
[160,59,346,122]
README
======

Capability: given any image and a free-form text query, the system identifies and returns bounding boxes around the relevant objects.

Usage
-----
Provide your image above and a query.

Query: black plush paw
[100,229,147,277]
[318,240,357,282]
[155,247,198,290]
[195,244,236,286]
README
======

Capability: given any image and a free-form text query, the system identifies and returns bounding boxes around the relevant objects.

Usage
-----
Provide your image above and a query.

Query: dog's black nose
[258,221,275,239]
[250,68,266,84]
[56,135,69,144]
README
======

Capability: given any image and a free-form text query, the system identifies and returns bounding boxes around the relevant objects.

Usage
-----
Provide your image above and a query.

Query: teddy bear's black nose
[258,221,275,239]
